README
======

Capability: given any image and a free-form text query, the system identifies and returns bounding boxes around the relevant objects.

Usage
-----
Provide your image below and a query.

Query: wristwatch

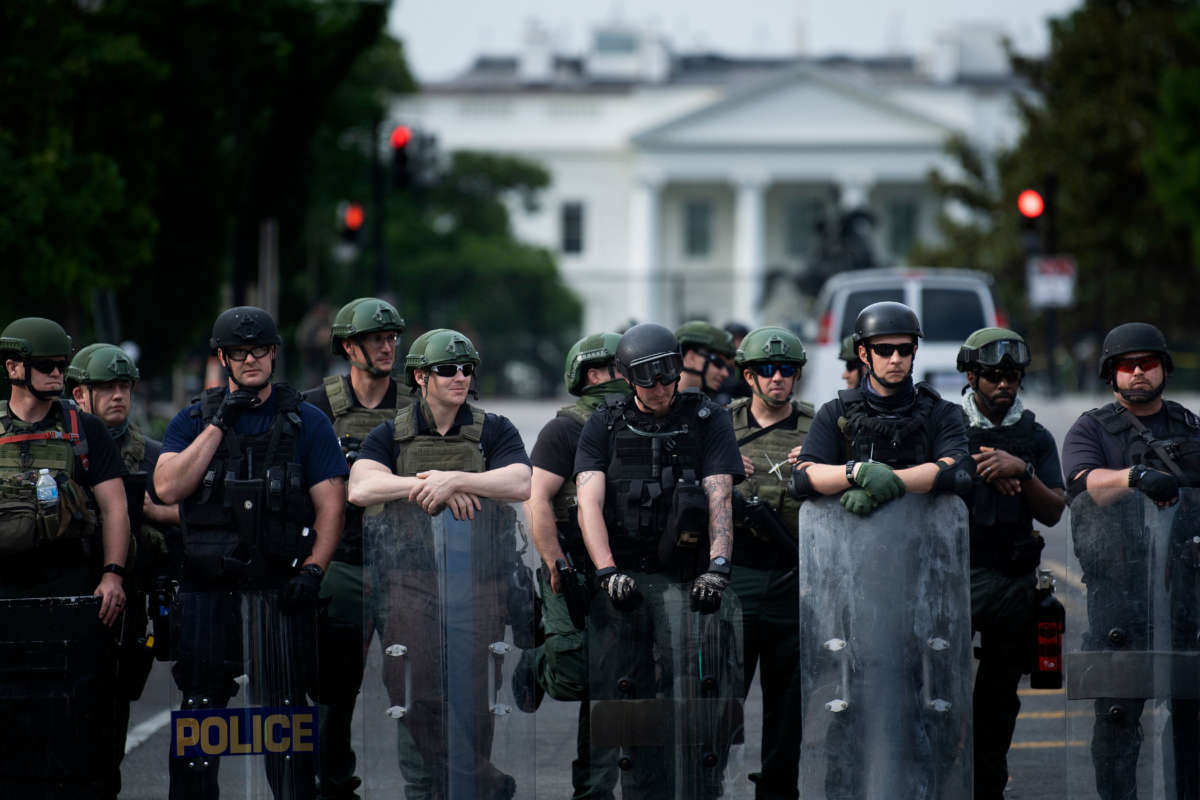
[300,564,324,579]
[101,563,126,579]
[708,556,731,575]
[1021,461,1036,481]
[845,461,857,483]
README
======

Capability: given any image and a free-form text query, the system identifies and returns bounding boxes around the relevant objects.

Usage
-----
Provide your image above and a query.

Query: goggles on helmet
[626,353,683,388]
[967,339,1030,368]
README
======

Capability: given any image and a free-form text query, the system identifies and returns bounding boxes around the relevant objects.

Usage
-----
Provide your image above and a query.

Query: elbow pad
[933,454,976,494]
[790,465,815,499]
[1067,469,1091,500]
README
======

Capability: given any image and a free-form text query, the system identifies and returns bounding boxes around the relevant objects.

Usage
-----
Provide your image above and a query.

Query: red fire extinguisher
[1030,569,1065,689]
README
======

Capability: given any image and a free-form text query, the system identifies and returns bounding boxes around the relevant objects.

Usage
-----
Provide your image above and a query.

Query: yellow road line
[1018,688,1065,697]
[1018,710,1091,720]
[1010,740,1088,749]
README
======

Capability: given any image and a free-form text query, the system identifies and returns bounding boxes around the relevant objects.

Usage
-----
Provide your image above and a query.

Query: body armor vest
[392,402,487,476]
[550,401,595,525]
[965,409,1042,569]
[322,375,403,461]
[836,382,940,468]
[602,393,709,559]
[0,399,97,554]
[179,384,315,582]
[729,397,813,543]
[1086,401,1200,482]
[121,426,147,473]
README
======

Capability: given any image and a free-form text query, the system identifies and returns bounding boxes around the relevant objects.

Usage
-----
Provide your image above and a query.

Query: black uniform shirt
[799,393,969,465]
[358,404,530,473]
[530,415,584,478]
[1062,404,1200,484]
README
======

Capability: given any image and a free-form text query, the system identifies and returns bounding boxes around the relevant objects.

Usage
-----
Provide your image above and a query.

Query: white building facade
[393,25,1026,335]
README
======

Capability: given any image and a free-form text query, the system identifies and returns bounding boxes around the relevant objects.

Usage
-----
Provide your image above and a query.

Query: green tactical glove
[840,488,880,516]
[854,461,906,502]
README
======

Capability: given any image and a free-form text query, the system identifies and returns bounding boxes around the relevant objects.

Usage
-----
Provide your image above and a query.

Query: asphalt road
[114,391,1197,799]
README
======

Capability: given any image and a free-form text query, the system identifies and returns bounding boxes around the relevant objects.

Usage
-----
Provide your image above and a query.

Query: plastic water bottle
[36,468,58,510]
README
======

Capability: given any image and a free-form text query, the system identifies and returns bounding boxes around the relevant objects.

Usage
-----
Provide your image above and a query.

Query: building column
[732,174,767,326]
[628,174,663,324]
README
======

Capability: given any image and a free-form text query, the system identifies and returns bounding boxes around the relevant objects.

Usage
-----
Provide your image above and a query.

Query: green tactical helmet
[66,343,139,388]
[957,328,1031,372]
[838,335,857,363]
[405,329,479,388]
[675,320,735,357]
[564,332,621,396]
[0,317,73,359]
[735,326,808,368]
[330,297,406,358]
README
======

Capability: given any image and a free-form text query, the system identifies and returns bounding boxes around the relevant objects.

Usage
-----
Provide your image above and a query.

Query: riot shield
[166,588,319,798]
[586,576,744,799]
[0,596,114,799]
[797,493,972,800]
[360,499,537,799]
[1065,487,1200,799]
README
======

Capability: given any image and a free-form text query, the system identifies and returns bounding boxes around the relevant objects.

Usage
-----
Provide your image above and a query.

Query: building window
[684,199,712,258]
[888,200,919,260]
[561,201,584,254]
[786,199,824,258]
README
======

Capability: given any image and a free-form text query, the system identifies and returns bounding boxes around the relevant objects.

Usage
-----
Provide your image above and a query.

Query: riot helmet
[838,335,858,364]
[66,343,140,388]
[0,317,73,400]
[853,301,923,344]
[564,332,621,396]
[675,320,735,357]
[403,328,448,389]
[330,297,405,368]
[615,324,683,388]
[1098,322,1173,380]
[405,329,479,391]
[209,306,282,353]
[956,328,1031,373]
[735,327,807,368]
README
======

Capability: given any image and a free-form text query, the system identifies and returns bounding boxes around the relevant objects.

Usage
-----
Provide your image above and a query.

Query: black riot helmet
[853,301,923,344]
[615,323,683,388]
[1098,322,1174,380]
[210,306,283,354]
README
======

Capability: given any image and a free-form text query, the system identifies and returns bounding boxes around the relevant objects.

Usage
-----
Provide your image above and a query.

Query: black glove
[1131,465,1179,503]
[211,389,259,432]
[596,567,640,612]
[690,558,732,614]
[281,564,323,616]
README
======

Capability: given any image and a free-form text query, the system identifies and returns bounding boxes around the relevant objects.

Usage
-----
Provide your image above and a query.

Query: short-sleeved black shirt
[1062,402,1200,486]
[358,403,530,472]
[968,419,1065,490]
[573,395,745,483]
[799,392,969,466]
[530,414,584,478]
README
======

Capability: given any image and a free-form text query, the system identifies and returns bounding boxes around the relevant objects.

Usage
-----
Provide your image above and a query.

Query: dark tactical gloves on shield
[281,563,323,616]
[211,389,260,433]
[1130,464,1180,503]
[841,461,906,516]
[596,566,641,612]
[690,557,732,614]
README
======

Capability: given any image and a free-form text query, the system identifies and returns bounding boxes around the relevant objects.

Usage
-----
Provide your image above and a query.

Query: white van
[799,267,1003,409]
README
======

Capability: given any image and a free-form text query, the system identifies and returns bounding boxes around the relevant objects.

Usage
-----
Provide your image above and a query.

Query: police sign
[171,706,318,758]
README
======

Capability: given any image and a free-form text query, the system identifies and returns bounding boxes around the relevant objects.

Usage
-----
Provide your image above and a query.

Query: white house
[392,23,1027,335]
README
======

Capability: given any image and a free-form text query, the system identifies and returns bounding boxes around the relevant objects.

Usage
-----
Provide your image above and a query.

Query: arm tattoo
[576,470,601,488]
[702,474,733,560]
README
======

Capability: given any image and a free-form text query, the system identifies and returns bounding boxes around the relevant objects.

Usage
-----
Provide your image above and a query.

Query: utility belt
[0,469,97,557]
[970,527,1044,575]
[612,551,665,575]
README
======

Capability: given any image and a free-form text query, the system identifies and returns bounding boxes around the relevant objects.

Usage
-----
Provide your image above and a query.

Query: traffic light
[390,124,412,189]
[338,201,364,244]
[1017,176,1058,256]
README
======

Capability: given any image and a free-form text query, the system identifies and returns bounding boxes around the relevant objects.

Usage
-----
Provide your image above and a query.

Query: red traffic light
[390,125,412,149]
[343,203,364,231]
[1018,189,1044,219]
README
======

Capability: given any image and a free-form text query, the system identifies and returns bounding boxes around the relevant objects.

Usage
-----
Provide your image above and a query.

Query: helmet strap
[349,341,391,378]
[15,360,63,401]
[222,353,274,393]
[866,352,909,390]
[750,374,790,408]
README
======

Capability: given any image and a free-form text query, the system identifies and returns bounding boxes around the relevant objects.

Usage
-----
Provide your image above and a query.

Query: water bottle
[36,468,58,510]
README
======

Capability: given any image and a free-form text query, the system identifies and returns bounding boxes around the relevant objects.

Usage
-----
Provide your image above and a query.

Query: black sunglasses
[752,363,798,378]
[29,358,68,374]
[430,363,475,378]
[979,367,1023,385]
[225,345,272,362]
[867,342,915,358]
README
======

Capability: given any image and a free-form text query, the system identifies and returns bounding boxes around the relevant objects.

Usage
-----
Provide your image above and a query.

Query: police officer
[726,326,814,799]
[347,328,531,798]
[792,301,970,512]
[0,318,129,797]
[956,328,1066,800]
[1062,322,1200,799]
[301,297,409,800]
[839,335,861,390]
[676,320,735,397]
[155,306,348,800]
[522,332,626,797]
[67,342,179,799]
[573,323,744,797]
[715,321,752,404]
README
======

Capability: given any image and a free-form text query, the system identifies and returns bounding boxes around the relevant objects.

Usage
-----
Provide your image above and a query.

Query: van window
[921,288,985,341]
[840,288,904,339]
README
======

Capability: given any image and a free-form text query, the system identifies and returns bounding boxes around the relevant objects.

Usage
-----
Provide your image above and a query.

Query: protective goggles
[965,339,1030,368]
[28,358,68,374]
[978,367,1023,385]
[430,363,475,378]
[1114,355,1162,375]
[866,342,915,358]
[626,353,683,388]
[224,345,272,362]
[752,363,798,378]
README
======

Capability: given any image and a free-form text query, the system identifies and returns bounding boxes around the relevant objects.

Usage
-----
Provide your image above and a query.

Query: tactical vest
[121,426,147,473]
[1085,401,1200,482]
[0,399,97,555]
[392,402,487,476]
[322,374,402,460]
[837,383,940,468]
[965,409,1042,568]
[602,393,710,559]
[179,385,315,582]
[550,401,595,525]
[729,397,813,542]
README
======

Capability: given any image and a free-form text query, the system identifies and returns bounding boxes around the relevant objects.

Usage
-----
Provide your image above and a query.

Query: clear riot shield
[586,576,744,799]
[797,493,972,800]
[360,499,537,799]
[0,595,114,799]
[1065,487,1200,799]
[166,588,319,798]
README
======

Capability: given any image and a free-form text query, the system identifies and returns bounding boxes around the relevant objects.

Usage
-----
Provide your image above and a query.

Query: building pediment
[633,65,955,149]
